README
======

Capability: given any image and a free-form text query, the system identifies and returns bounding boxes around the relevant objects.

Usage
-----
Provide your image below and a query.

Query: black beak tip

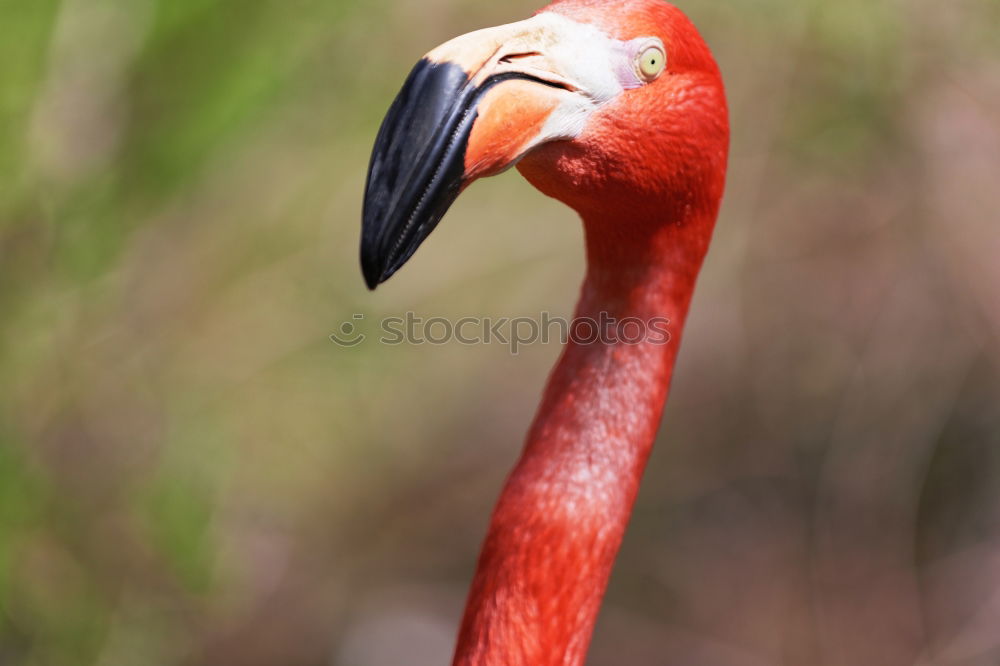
[360,247,384,291]
[359,58,479,294]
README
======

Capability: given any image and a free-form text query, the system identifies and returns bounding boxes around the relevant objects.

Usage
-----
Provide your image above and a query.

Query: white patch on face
[528,13,631,102]
[512,13,661,149]
[449,12,664,162]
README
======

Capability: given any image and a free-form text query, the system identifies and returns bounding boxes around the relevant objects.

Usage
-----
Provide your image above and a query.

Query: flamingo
[360,0,728,663]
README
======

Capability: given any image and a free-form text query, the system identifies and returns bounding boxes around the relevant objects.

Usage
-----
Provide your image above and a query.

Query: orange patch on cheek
[464,81,561,180]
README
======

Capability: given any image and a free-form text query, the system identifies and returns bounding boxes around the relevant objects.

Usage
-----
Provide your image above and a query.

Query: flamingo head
[361,0,729,289]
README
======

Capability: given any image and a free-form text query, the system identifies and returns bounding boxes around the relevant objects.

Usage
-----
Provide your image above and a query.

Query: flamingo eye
[636,46,666,81]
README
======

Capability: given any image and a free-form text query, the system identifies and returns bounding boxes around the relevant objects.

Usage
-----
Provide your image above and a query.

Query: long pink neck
[452,212,714,666]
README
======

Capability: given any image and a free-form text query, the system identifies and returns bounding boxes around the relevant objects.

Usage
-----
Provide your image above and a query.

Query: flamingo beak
[360,14,635,289]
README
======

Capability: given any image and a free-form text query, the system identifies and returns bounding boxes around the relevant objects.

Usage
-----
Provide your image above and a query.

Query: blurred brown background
[1,0,999,664]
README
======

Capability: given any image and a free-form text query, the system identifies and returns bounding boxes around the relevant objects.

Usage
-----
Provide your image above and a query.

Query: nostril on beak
[499,51,543,64]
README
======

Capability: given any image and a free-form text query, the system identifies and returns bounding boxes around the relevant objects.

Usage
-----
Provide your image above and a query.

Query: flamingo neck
[452,212,714,666]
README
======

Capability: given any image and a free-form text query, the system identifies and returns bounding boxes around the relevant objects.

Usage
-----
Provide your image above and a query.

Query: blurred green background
[2,0,999,664]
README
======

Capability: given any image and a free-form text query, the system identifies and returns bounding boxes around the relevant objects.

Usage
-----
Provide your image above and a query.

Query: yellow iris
[637,46,666,81]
